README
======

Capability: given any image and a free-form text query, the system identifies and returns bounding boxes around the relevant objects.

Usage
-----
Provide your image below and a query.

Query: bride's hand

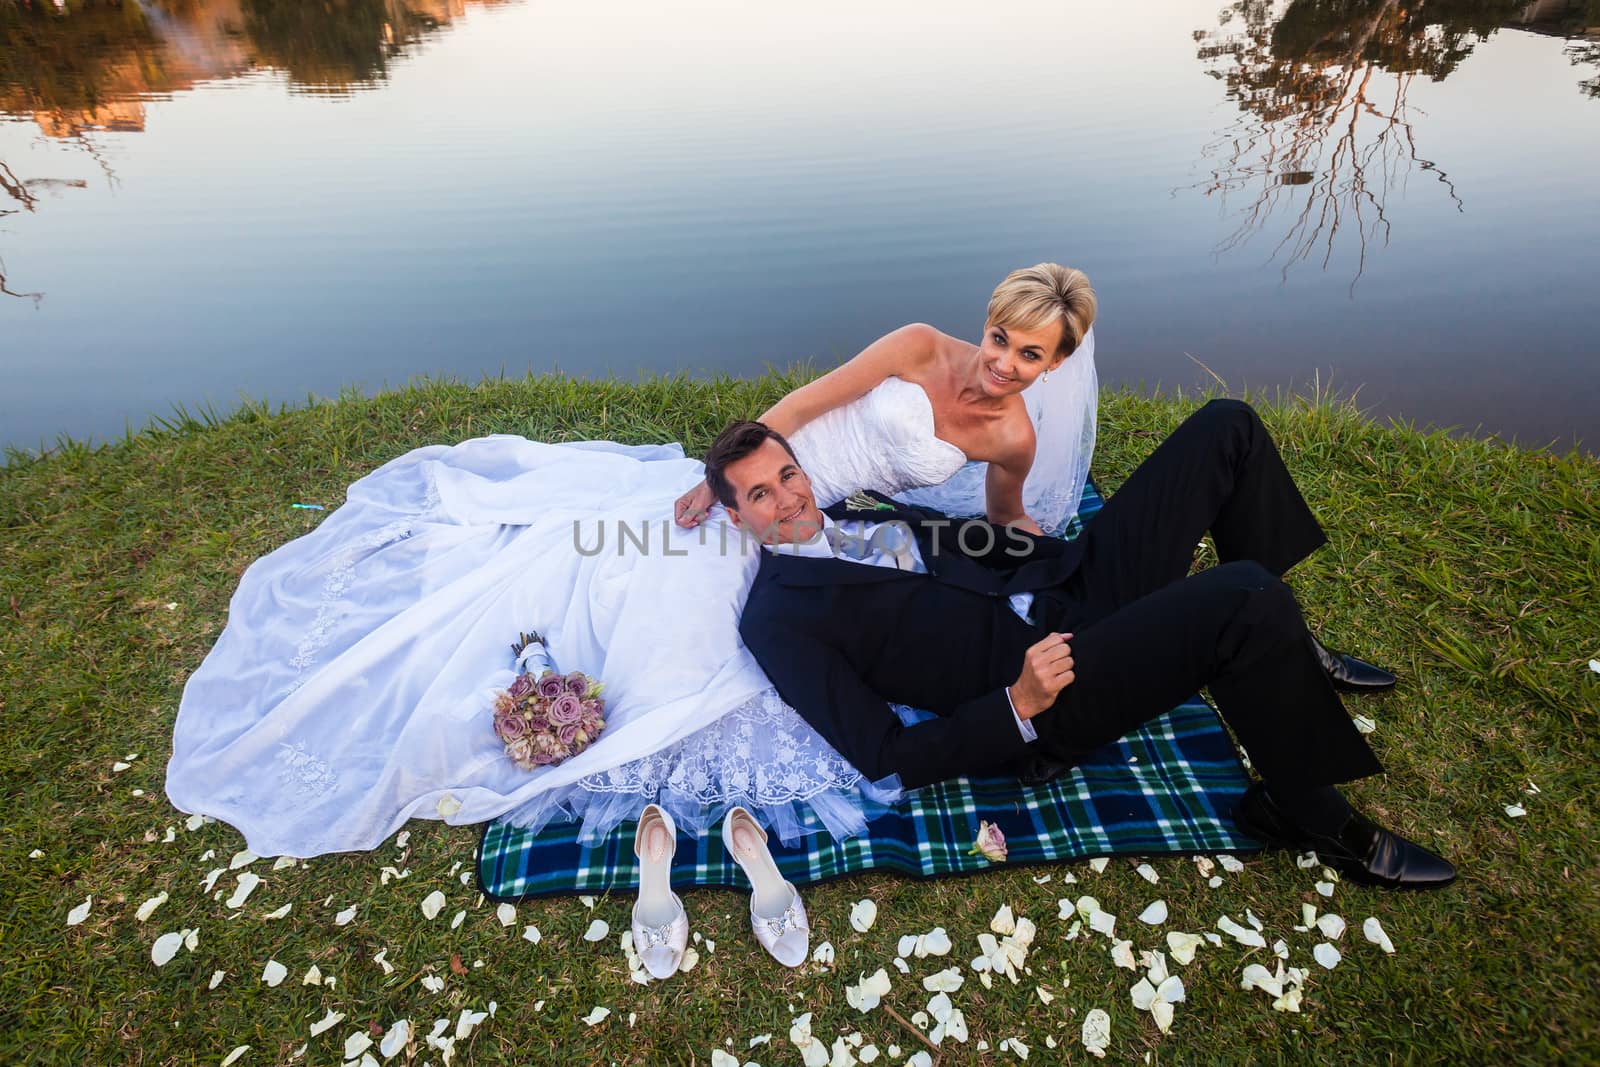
[675,481,717,528]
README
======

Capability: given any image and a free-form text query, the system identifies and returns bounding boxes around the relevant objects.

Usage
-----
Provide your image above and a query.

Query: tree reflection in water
[1190,0,1595,290]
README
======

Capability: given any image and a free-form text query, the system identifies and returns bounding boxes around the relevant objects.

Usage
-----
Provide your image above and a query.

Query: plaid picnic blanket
[477,479,1261,902]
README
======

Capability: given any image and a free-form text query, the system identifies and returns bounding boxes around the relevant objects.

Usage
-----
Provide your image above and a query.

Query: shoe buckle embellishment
[637,921,677,949]
[761,904,805,938]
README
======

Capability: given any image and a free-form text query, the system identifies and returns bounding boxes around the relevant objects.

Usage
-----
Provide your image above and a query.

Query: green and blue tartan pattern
[477,479,1261,901]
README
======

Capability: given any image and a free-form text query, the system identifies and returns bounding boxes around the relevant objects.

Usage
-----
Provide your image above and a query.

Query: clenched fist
[1008,632,1076,719]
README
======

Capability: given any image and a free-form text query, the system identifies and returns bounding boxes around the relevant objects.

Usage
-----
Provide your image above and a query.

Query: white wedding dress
[167,335,1097,856]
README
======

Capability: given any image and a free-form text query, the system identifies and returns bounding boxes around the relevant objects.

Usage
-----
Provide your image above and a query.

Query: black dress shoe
[1233,783,1456,890]
[1311,635,1397,692]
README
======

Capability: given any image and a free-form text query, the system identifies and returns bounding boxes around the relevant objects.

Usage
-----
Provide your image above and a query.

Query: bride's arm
[675,323,940,526]
[755,321,938,437]
[983,419,1043,536]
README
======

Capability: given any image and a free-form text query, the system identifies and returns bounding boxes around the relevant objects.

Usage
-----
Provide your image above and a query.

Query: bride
[166,264,1099,856]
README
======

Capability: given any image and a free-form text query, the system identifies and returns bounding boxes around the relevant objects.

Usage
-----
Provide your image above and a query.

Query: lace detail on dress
[576,690,862,806]
[275,741,338,798]
[287,517,418,680]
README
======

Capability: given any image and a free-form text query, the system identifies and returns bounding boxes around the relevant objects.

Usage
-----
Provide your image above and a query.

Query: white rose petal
[1111,939,1137,970]
[377,1019,409,1059]
[1138,900,1168,925]
[261,960,288,987]
[302,964,322,986]
[343,1032,373,1060]
[1208,875,1223,888]
[1505,804,1526,818]
[208,970,226,989]
[1089,857,1109,873]
[812,941,835,965]
[847,968,893,1012]
[1245,908,1264,931]
[849,899,878,933]
[1036,985,1056,1004]
[1167,931,1204,965]
[1157,974,1186,1003]
[1151,997,1175,1034]
[1315,881,1336,898]
[1217,915,1267,949]
[67,896,92,927]
[420,975,445,993]
[1316,914,1347,939]
[583,919,610,942]
[1240,963,1284,997]
[1135,863,1159,884]
[436,794,462,817]
[495,903,517,927]
[1353,714,1377,734]
[1218,854,1245,873]
[455,1008,488,1040]
[1314,943,1342,969]
[270,856,296,871]
[921,927,953,956]
[135,892,169,922]
[1274,938,1290,959]
[225,873,261,909]
[229,849,258,871]
[1089,910,1117,938]
[151,932,184,966]
[201,868,225,893]
[580,1005,611,1027]
[1081,1008,1111,1058]
[372,948,394,975]
[1130,977,1157,1011]
[679,947,701,973]
[922,967,963,993]
[1363,916,1396,953]
[220,1045,249,1066]
[711,1052,740,1067]
[522,925,542,943]
[990,904,1016,935]
[897,934,918,957]
[1589,658,1600,674]
[112,761,131,773]
[420,890,446,920]
[262,902,292,920]
[450,910,466,929]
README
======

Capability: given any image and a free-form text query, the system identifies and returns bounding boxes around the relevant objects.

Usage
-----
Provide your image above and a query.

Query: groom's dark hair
[704,420,799,509]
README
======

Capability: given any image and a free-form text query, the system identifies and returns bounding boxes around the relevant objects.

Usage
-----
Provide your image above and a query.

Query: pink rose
[548,692,583,725]
[536,673,567,700]
[558,722,580,747]
[493,692,515,717]
[967,820,1008,863]
[581,698,603,718]
[527,714,550,733]
[497,712,530,742]
[565,671,589,696]
[509,674,535,700]
[582,714,606,739]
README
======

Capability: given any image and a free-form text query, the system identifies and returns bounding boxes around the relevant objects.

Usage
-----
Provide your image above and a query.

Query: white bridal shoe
[630,804,689,979]
[722,805,809,967]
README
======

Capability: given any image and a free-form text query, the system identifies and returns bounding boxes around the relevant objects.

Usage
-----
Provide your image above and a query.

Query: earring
[1042,371,1050,383]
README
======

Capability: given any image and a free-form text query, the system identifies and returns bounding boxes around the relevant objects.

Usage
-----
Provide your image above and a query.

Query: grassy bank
[2,372,1596,1065]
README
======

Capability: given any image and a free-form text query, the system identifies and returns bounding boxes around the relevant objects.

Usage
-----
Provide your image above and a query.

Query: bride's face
[976,319,1067,396]
[723,439,824,545]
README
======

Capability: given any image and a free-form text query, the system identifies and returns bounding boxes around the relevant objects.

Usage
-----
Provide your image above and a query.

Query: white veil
[901,327,1098,532]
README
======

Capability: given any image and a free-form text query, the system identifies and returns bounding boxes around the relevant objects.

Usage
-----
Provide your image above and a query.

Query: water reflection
[1191,0,1600,287]
[0,0,508,140]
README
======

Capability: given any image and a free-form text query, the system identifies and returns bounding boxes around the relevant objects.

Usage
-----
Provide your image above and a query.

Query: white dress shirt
[766,514,1039,743]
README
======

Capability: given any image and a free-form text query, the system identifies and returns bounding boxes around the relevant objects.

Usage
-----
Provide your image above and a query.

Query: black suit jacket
[739,492,1084,789]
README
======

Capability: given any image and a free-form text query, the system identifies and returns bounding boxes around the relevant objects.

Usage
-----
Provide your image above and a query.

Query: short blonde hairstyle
[987,263,1097,359]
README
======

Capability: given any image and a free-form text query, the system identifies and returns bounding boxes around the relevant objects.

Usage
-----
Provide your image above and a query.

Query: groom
[708,400,1455,889]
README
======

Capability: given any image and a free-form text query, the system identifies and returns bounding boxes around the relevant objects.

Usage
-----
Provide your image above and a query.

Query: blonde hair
[987,263,1097,359]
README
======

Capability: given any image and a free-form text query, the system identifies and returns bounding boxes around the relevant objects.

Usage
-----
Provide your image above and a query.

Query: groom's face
[722,439,824,546]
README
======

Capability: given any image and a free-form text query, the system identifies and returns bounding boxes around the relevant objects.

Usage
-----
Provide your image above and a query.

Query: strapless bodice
[787,376,967,508]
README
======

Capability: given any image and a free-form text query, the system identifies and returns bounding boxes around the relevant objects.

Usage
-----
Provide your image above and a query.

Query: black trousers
[1031,399,1383,789]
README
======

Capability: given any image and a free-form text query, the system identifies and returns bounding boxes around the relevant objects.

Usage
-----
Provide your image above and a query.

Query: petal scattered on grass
[262,902,292,920]
[261,960,288,987]
[812,941,836,965]
[331,905,357,926]
[225,873,261,909]
[302,964,322,986]
[1315,881,1336,898]
[1167,931,1204,965]
[1315,914,1346,939]
[343,1032,373,1061]
[372,948,394,975]
[678,947,701,973]
[919,928,953,956]
[1081,1008,1111,1058]
[846,968,893,1012]
[496,903,517,927]
[379,1019,410,1059]
[1138,900,1168,925]
[450,910,466,929]
[208,970,226,989]
[228,849,258,871]
[67,896,92,927]
[921,967,963,993]
[522,925,541,944]
[1505,804,1527,818]
[151,932,184,966]
[420,891,446,920]
[1363,916,1396,953]
[990,904,1016,935]
[1217,855,1245,874]
[220,1045,249,1066]
[456,1008,488,1040]
[1217,915,1266,949]
[421,975,445,993]
[1089,857,1109,874]
[1314,943,1342,969]
[1352,714,1377,734]
[849,899,878,933]
[1135,863,1159,884]
[583,919,610,942]
[271,856,297,871]
[1589,658,1600,675]
[580,1006,611,1027]
[135,892,169,922]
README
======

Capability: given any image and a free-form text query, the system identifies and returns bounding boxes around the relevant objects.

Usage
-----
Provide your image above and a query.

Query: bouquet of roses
[491,630,606,770]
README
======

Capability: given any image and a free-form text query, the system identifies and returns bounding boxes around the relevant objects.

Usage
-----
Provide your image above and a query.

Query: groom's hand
[1009,633,1075,719]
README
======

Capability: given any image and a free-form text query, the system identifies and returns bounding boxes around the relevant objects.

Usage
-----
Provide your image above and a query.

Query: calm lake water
[3,0,1597,456]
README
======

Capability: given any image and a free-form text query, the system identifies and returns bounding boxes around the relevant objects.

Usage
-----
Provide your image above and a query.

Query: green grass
[2,372,1597,1066]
